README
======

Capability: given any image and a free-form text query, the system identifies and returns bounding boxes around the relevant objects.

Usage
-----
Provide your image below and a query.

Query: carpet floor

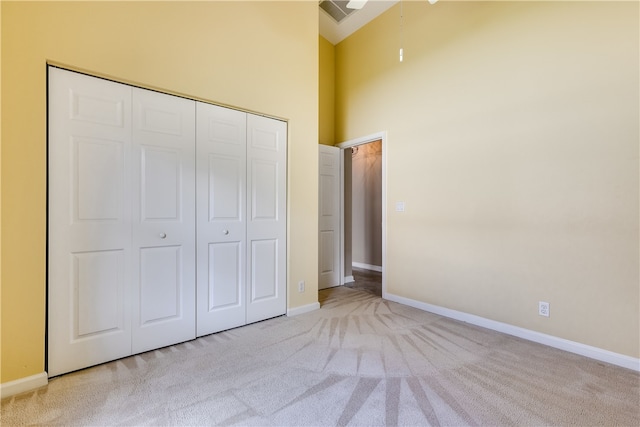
[345,268,382,297]
[2,286,639,426]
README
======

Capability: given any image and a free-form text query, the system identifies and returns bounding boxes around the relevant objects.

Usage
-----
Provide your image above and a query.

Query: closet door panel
[48,67,133,377]
[132,88,196,353]
[246,114,287,323]
[250,239,278,300]
[74,250,125,336]
[207,242,242,307]
[139,246,182,323]
[196,103,247,336]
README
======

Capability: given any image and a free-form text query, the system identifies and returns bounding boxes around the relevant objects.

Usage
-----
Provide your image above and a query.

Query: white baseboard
[287,302,320,317]
[384,292,640,372]
[1,372,48,399]
[352,262,383,272]
[344,275,355,284]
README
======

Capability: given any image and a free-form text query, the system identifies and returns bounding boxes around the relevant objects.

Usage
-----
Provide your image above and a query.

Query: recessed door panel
[70,90,124,127]
[73,137,124,222]
[251,160,278,221]
[139,246,181,324]
[208,242,242,309]
[73,250,124,338]
[250,239,278,301]
[250,126,280,152]
[319,231,335,274]
[141,147,180,221]
[203,241,245,332]
[208,115,245,146]
[139,107,182,136]
[319,174,335,217]
[209,154,242,221]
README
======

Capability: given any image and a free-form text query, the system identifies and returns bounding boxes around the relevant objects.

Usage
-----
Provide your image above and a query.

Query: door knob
[223,230,229,235]
[159,233,167,239]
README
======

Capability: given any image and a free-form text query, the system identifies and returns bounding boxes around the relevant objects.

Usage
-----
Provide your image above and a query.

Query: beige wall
[319,35,335,146]
[1,1,319,383]
[335,1,639,357]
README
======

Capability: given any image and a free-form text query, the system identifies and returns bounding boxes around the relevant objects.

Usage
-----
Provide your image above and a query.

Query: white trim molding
[0,372,48,399]
[287,302,320,317]
[384,292,640,372]
[336,131,386,150]
[352,262,383,273]
[344,275,355,284]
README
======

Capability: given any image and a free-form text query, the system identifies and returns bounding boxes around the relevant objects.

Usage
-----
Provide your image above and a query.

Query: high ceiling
[319,0,398,45]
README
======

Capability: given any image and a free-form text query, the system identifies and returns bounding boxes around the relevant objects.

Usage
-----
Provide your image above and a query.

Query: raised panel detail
[209,154,242,221]
[139,108,182,136]
[73,137,123,222]
[319,231,335,274]
[319,151,335,168]
[319,174,335,218]
[71,90,124,127]
[251,160,278,221]
[251,239,278,301]
[208,242,242,310]
[208,118,243,146]
[141,148,180,220]
[140,246,181,324]
[73,250,124,339]
[250,127,279,151]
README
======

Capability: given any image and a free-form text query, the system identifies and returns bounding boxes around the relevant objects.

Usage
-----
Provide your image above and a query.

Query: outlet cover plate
[539,301,550,317]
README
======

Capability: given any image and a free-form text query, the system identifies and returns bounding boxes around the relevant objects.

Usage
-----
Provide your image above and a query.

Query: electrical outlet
[298,281,305,293]
[538,301,550,317]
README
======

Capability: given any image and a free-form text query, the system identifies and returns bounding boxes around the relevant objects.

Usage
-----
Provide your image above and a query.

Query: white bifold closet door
[196,104,247,334]
[196,105,287,336]
[131,87,196,354]
[49,67,286,376]
[48,69,133,376]
[48,67,196,376]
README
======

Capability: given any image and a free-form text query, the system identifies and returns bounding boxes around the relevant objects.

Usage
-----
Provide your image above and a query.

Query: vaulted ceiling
[319,0,397,45]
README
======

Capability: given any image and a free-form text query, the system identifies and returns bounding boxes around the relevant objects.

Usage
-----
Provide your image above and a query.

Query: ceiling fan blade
[346,0,368,10]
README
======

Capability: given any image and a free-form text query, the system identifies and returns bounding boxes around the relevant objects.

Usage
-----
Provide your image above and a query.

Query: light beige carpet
[2,286,639,426]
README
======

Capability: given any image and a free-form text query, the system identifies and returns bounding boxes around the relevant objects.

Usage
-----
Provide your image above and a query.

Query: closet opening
[342,140,382,297]
[337,131,386,298]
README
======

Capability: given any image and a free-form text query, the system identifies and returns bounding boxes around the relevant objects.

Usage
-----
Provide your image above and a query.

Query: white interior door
[246,114,287,323]
[318,145,341,289]
[196,103,247,336]
[48,67,133,376]
[131,88,196,353]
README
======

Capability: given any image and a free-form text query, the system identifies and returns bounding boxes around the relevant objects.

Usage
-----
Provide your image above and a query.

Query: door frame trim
[337,131,387,297]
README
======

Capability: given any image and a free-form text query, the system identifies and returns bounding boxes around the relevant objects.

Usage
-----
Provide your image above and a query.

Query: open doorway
[338,132,386,298]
